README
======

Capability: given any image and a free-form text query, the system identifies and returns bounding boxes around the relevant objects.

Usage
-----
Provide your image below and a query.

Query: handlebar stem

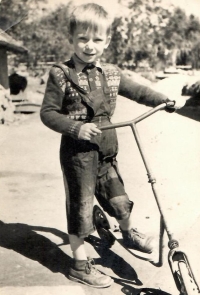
[100,102,173,131]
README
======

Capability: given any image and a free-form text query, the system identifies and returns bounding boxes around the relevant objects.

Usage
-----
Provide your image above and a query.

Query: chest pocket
[87,88,111,116]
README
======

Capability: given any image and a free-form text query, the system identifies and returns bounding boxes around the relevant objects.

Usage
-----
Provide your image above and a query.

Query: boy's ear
[104,35,111,49]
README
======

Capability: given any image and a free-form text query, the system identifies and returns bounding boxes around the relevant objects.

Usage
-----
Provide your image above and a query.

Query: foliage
[105,0,173,67]
[107,1,200,69]
[0,0,47,32]
[39,4,74,61]
[192,41,200,69]
[21,5,73,65]
[0,1,73,66]
[1,0,200,70]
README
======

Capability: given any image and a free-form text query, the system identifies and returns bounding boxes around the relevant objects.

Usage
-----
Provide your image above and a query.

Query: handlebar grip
[165,101,176,113]
[166,101,175,108]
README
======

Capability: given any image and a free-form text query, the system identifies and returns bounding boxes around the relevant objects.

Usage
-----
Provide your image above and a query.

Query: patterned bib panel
[53,62,121,121]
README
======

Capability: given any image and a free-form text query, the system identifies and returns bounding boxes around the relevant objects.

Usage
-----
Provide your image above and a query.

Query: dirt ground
[0,94,200,295]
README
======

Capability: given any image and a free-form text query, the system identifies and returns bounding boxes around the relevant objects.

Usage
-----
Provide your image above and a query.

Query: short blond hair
[69,3,113,36]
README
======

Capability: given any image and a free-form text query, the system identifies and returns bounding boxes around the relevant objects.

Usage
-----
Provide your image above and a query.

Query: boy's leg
[68,234,113,288]
[61,150,113,288]
[96,158,155,254]
[69,234,87,260]
[117,216,155,254]
[117,215,133,231]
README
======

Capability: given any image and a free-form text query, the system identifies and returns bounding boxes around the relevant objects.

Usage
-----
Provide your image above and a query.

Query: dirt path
[0,96,200,295]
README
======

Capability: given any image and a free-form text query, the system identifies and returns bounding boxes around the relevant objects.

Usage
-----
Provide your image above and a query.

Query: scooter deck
[108,229,158,263]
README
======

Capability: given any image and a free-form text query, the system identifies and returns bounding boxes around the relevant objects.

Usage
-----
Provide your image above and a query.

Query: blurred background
[1,2,200,293]
[1,0,200,122]
[1,0,200,72]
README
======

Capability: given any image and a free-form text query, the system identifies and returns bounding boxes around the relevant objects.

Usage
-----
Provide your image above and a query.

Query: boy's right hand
[78,123,102,141]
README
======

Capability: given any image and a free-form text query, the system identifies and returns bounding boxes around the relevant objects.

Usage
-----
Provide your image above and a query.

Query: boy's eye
[79,37,87,41]
[95,38,103,42]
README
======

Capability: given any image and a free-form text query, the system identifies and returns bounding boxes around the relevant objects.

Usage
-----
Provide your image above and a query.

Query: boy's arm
[118,71,171,107]
[40,67,83,138]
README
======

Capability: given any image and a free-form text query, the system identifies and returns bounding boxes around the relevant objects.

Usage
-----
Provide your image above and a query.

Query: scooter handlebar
[99,101,175,131]
[166,101,176,108]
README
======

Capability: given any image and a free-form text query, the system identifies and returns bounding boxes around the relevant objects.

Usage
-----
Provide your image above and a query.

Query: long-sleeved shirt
[40,57,170,140]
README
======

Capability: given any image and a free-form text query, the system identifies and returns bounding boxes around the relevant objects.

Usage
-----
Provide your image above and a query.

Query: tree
[105,0,172,67]
[23,4,73,64]
[0,1,73,65]
[2,0,200,70]
[0,0,47,31]
[105,1,200,69]
[192,41,200,69]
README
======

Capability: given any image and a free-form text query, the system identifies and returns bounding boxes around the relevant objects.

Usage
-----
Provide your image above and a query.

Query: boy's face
[70,26,111,63]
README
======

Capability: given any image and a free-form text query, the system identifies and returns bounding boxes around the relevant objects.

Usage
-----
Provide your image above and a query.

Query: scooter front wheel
[179,261,200,295]
[93,205,115,248]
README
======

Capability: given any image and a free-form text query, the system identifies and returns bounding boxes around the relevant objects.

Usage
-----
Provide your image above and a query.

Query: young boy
[40,3,185,288]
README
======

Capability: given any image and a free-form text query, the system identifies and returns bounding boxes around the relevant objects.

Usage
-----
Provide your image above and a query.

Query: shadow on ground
[86,235,143,285]
[0,220,142,286]
[0,221,172,294]
[85,236,173,295]
[0,221,71,276]
[119,286,172,295]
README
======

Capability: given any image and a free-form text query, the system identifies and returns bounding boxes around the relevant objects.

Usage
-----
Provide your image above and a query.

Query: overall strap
[53,64,88,95]
[53,63,96,115]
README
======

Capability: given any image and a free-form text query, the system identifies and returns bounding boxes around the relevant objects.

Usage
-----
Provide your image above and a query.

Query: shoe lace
[129,228,145,240]
[85,257,99,275]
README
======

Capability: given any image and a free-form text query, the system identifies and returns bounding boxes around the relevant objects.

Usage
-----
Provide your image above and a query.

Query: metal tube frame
[100,103,174,253]
[99,103,178,260]
[100,102,200,291]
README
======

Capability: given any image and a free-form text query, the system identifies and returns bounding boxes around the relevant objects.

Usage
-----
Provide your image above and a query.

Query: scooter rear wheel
[93,205,115,248]
[179,261,200,295]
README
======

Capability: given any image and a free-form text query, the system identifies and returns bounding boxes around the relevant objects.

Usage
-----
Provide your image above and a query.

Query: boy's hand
[166,95,188,113]
[172,95,188,109]
[78,123,102,140]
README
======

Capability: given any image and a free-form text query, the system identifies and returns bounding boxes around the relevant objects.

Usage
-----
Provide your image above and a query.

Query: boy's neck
[72,53,102,73]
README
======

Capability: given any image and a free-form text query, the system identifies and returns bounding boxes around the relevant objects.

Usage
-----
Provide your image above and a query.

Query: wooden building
[0,29,28,89]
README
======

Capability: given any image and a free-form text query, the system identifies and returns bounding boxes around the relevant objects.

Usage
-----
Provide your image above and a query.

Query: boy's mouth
[83,52,95,56]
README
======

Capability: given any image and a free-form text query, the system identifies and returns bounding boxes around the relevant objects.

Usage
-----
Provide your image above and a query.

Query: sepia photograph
[0,0,200,294]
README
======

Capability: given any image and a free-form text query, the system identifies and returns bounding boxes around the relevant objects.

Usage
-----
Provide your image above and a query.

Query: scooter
[93,102,200,295]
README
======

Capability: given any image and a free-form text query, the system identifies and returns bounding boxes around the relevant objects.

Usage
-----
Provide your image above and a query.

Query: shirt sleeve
[118,70,170,107]
[40,67,83,139]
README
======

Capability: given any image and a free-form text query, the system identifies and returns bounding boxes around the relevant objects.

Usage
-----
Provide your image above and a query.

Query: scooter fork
[99,102,200,295]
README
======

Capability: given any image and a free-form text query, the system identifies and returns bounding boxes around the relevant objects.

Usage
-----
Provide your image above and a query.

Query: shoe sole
[68,274,113,288]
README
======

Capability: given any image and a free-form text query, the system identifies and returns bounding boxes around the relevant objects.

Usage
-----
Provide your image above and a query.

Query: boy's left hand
[172,95,188,110]
[152,76,190,111]
[166,94,190,113]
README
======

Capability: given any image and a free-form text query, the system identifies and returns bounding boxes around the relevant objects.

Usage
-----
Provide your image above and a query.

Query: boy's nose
[85,41,94,50]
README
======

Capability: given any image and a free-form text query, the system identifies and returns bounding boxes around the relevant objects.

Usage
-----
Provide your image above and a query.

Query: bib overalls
[57,61,133,238]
